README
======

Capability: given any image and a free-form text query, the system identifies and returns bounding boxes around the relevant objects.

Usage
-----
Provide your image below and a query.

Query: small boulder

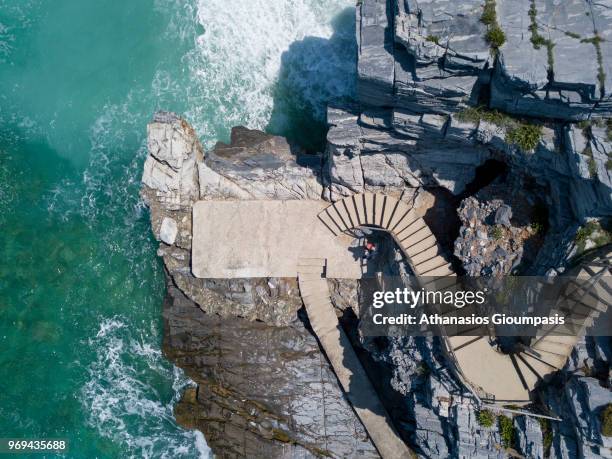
[160,217,178,245]
[495,205,513,227]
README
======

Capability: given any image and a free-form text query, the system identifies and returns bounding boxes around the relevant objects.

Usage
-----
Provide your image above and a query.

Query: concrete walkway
[192,200,363,279]
[297,258,414,459]
[190,192,610,455]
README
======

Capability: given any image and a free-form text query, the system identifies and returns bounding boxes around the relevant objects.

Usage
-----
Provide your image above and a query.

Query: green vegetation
[498,415,515,449]
[486,26,507,50]
[507,123,543,152]
[606,158,612,171]
[565,31,582,39]
[490,225,504,240]
[426,35,440,45]
[601,404,612,437]
[456,105,543,151]
[480,1,497,26]
[456,105,508,125]
[477,410,496,428]
[538,418,553,455]
[481,0,506,51]
[588,157,598,178]
[582,35,607,97]
[530,202,549,235]
[528,0,555,69]
[575,220,612,252]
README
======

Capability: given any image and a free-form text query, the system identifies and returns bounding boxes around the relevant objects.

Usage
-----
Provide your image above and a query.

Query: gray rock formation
[356,0,612,120]
[454,197,526,276]
[514,416,544,459]
[494,0,612,120]
[140,1,612,458]
[142,112,202,210]
[332,0,612,276]
[166,283,378,459]
[543,371,612,459]
[141,114,379,457]
[199,126,323,200]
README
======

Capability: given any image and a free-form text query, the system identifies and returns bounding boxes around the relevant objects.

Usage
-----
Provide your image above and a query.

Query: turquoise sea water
[0,0,355,457]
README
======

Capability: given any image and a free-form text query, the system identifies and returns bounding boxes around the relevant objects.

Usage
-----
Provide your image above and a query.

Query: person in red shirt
[363,240,376,260]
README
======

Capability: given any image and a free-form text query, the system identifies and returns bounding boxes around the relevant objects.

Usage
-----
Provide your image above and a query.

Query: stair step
[340,197,360,229]
[326,204,350,232]
[420,263,454,277]
[565,282,612,313]
[544,314,594,331]
[401,226,432,246]
[531,333,577,347]
[415,255,449,274]
[411,244,444,265]
[386,203,414,232]
[331,202,354,231]
[298,258,326,265]
[298,277,327,286]
[302,292,333,302]
[558,302,602,320]
[380,197,400,229]
[513,355,540,389]
[535,324,580,340]
[317,211,340,236]
[350,194,366,226]
[530,338,574,357]
[391,212,420,237]
[297,265,326,274]
[532,330,577,350]
[581,264,608,278]
[374,194,386,227]
[396,219,428,241]
[363,193,376,225]
[521,351,566,372]
[402,234,436,256]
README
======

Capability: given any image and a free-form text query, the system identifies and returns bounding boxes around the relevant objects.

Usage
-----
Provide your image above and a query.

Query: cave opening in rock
[461,159,509,199]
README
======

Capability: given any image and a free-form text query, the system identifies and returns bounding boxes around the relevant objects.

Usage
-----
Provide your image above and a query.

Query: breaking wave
[81,318,211,459]
[11,0,355,455]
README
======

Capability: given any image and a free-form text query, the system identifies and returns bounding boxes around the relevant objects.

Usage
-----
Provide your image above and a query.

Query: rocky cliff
[141,1,612,458]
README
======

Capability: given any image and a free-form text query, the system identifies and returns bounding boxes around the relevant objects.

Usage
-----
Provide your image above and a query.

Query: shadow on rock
[266,7,357,153]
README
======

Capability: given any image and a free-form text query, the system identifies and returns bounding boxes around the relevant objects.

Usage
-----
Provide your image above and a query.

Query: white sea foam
[184,0,355,144]
[68,1,355,456]
[81,317,212,458]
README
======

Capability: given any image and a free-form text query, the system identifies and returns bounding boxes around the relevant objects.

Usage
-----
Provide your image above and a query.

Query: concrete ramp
[192,200,363,279]
[297,258,415,459]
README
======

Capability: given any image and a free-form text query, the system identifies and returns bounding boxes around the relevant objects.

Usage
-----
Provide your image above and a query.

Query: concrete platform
[192,200,363,279]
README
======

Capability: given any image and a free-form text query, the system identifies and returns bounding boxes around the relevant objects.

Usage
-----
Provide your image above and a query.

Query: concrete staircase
[309,192,610,407]
[297,258,414,459]
[436,257,610,402]
[318,193,454,277]
[526,254,611,372]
